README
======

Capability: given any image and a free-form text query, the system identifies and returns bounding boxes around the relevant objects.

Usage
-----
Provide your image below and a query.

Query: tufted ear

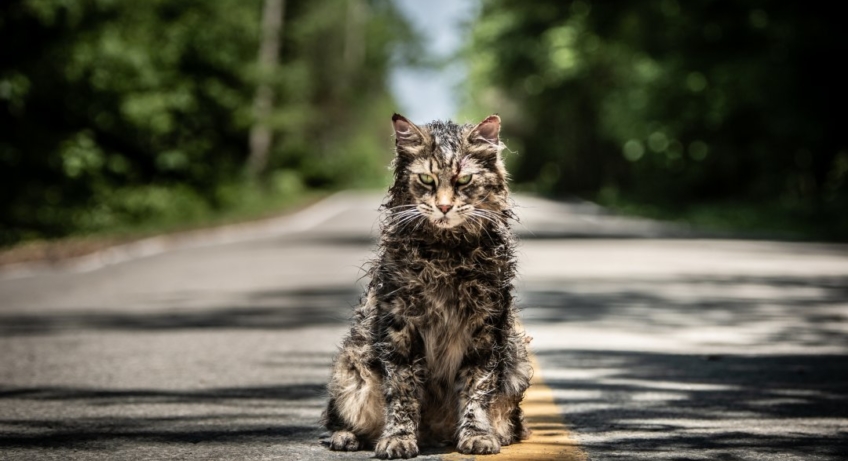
[392,113,425,146]
[469,114,500,145]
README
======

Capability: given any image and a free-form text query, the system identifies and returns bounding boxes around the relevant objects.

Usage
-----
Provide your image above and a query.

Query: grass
[0,186,331,267]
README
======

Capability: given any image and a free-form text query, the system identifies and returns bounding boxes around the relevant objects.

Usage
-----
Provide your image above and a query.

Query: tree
[248,0,286,178]
[465,0,847,227]
[0,0,419,245]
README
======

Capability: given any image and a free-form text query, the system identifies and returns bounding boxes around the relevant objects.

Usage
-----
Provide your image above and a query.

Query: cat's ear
[469,114,501,145]
[392,113,425,146]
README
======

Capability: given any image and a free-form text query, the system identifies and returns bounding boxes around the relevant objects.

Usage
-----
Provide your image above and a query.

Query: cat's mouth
[432,216,461,229]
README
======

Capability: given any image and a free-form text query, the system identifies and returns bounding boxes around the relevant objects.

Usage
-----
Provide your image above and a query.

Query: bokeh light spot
[686,72,707,92]
[623,140,645,161]
[689,141,709,161]
[648,132,669,153]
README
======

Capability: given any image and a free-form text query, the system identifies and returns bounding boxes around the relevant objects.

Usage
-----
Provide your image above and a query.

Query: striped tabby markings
[442,353,587,461]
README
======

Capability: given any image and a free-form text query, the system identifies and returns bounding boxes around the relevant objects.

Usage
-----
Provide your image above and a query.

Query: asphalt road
[1,191,847,460]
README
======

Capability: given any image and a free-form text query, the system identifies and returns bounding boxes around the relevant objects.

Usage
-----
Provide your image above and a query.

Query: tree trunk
[247,0,285,178]
[343,0,365,84]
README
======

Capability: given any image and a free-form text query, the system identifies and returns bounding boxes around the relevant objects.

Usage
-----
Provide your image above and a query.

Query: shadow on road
[537,349,848,460]
[0,414,318,450]
[0,383,327,405]
[0,379,330,451]
[0,286,362,335]
[520,272,848,460]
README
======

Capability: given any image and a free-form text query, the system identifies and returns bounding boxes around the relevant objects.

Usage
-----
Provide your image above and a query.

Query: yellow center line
[442,353,587,461]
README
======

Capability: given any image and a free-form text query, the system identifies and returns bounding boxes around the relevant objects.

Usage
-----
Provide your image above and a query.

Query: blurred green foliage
[464,0,847,239]
[0,0,416,245]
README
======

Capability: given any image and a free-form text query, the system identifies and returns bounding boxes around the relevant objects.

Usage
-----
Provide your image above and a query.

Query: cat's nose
[437,204,453,214]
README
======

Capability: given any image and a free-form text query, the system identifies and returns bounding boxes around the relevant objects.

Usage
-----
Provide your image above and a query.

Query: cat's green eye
[418,174,435,185]
[456,174,473,185]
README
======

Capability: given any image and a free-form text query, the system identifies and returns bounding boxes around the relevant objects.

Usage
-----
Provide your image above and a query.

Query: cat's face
[390,114,508,231]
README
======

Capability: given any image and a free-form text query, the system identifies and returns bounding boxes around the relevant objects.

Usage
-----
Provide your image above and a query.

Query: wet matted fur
[322,114,533,459]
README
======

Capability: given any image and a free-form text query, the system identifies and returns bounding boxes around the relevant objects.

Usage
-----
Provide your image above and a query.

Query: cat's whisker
[397,215,421,230]
[393,217,419,231]
[466,215,494,241]
[412,218,426,233]
[390,209,421,222]
[387,206,423,223]
[387,204,420,212]
[394,212,424,232]
[472,208,504,219]
[390,212,418,222]
[474,209,514,231]
[475,205,530,234]
[392,206,421,214]
[470,211,499,227]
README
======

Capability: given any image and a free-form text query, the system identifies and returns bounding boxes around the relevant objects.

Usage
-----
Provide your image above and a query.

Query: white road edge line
[0,191,364,281]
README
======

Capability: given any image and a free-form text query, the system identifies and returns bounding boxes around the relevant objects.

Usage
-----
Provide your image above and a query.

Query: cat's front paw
[329,430,362,451]
[457,433,501,455]
[375,435,419,459]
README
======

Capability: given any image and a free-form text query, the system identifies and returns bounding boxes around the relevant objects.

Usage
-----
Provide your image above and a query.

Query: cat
[322,113,533,459]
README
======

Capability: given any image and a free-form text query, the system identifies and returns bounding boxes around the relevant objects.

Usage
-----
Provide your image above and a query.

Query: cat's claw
[375,435,419,459]
[329,430,361,451]
[457,433,501,455]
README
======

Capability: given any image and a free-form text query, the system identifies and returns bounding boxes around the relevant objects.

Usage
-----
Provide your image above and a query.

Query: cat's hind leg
[328,429,362,451]
[489,397,531,446]
[489,326,534,445]
[323,344,385,451]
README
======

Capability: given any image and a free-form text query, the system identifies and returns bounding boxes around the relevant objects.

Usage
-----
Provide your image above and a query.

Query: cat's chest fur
[383,238,507,381]
[420,292,470,382]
